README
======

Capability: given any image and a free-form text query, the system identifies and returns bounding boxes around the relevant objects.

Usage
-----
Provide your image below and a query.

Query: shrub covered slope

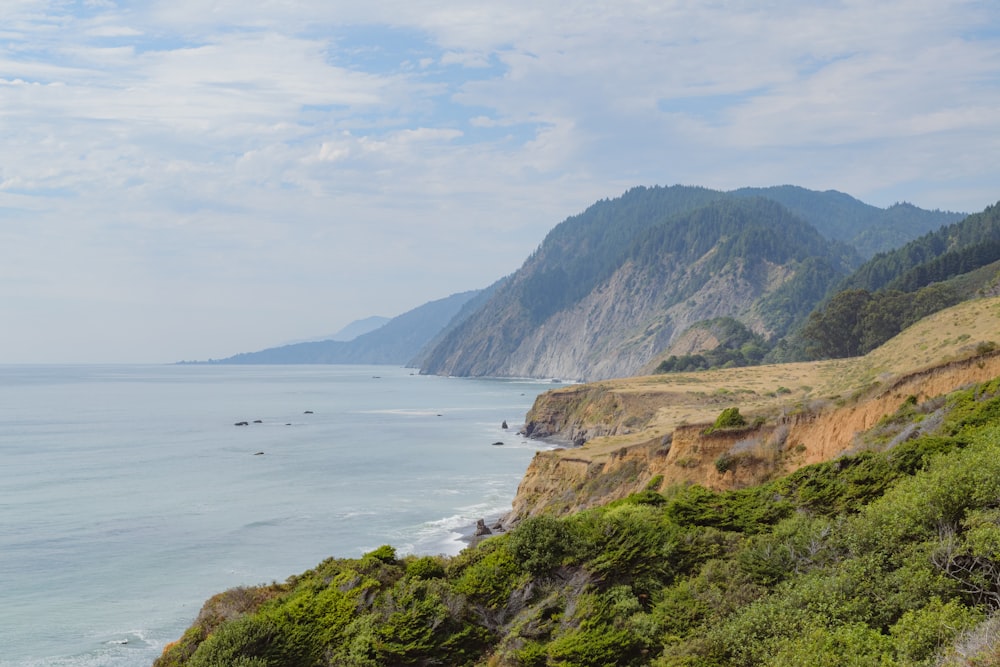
[159,378,1000,666]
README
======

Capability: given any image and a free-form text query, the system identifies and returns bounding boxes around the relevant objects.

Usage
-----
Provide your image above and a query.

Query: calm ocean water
[0,364,551,666]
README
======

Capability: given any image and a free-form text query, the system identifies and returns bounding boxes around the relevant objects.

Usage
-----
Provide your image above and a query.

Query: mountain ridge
[420,194,864,381]
[203,290,481,365]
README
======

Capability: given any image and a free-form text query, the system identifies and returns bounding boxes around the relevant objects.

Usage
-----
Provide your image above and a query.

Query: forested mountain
[732,185,965,257]
[840,202,1000,294]
[207,290,481,365]
[419,183,968,381]
[420,193,859,380]
[799,202,1000,359]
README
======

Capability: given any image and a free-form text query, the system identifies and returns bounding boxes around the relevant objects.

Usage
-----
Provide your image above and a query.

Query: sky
[2,1,999,363]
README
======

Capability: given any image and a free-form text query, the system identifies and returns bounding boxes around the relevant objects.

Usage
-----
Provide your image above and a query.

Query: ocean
[0,364,552,666]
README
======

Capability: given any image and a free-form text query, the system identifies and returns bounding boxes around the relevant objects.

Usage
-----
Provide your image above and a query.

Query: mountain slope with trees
[799,202,1000,360]
[420,186,965,381]
[732,185,965,258]
[421,190,866,381]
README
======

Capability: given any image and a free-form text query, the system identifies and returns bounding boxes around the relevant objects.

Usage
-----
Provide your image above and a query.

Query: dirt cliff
[504,298,1000,525]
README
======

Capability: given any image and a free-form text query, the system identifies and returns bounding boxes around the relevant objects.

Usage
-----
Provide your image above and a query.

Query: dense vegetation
[158,379,1000,666]
[841,203,1000,295]
[654,318,769,373]
[731,186,965,257]
[799,203,1000,359]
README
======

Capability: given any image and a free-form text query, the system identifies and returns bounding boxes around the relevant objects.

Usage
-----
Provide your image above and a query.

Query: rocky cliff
[503,297,1000,525]
[422,195,854,381]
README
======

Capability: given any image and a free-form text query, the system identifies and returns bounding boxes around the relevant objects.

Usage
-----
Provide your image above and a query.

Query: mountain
[839,201,1000,294]
[407,277,507,369]
[420,190,866,380]
[731,185,965,257]
[277,316,391,346]
[208,290,481,365]
[328,315,391,341]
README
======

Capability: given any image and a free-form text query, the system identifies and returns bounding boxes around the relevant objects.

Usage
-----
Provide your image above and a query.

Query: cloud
[0,0,998,362]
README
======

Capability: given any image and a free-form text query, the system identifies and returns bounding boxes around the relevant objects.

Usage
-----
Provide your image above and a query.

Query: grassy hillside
[584,297,1000,461]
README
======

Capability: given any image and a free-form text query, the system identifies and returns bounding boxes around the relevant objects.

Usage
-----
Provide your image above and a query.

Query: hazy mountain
[207,290,481,365]
[278,316,391,346]
[328,315,391,342]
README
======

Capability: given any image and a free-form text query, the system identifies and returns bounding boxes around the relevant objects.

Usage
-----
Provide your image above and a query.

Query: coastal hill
[509,295,1000,523]
[419,186,963,381]
[157,294,1000,666]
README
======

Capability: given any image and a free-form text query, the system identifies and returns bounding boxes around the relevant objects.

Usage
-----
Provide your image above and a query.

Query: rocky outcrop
[504,347,1000,524]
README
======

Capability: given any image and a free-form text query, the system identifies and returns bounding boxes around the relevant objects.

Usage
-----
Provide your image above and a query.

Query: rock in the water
[475,519,492,537]
[234,421,249,426]
[501,420,508,429]
[491,441,504,446]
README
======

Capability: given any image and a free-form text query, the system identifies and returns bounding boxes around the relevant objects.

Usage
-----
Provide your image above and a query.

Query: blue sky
[2,1,999,363]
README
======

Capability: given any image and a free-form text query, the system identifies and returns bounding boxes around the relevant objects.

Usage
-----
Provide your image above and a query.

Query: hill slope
[512,296,1000,520]
[792,202,1000,360]
[732,184,965,257]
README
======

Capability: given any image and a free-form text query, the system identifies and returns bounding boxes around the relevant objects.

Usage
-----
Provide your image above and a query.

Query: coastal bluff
[504,297,1000,526]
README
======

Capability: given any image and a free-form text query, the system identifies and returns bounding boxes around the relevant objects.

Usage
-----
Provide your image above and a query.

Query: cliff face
[423,204,852,380]
[491,257,791,381]
[505,345,1000,525]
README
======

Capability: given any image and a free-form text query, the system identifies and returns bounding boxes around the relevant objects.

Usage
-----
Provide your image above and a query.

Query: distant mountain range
[206,290,481,365]
[277,316,391,346]
[203,185,987,379]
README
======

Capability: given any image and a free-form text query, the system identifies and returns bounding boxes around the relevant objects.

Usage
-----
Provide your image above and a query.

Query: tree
[802,289,872,359]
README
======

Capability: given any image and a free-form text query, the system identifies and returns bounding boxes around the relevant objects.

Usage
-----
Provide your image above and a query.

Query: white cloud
[0,0,998,362]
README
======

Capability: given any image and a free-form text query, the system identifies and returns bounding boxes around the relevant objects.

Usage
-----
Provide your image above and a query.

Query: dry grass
[551,296,1000,462]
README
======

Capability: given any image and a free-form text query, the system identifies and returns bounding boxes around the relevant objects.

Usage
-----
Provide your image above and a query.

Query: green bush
[506,514,577,576]
[890,597,983,663]
[710,407,747,431]
[405,555,446,580]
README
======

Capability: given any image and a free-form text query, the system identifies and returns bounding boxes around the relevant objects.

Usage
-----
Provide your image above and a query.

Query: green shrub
[188,616,285,667]
[714,453,736,474]
[890,597,983,663]
[506,514,577,576]
[364,544,397,564]
[709,407,747,432]
[453,541,526,609]
[405,555,446,580]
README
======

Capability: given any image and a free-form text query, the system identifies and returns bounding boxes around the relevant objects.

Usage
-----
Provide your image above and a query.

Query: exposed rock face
[423,255,814,382]
[504,349,1000,526]
[421,195,854,381]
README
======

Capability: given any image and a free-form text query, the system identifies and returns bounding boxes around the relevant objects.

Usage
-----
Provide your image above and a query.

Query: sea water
[0,364,552,666]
